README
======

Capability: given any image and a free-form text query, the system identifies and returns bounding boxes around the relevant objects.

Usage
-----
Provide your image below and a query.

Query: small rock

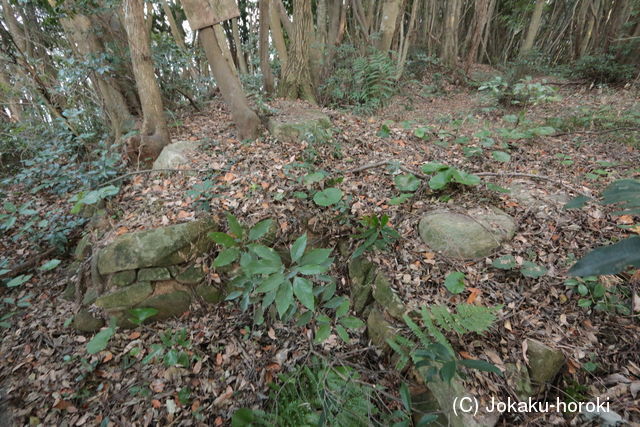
[138,290,191,320]
[110,270,137,287]
[152,140,200,170]
[366,307,396,351]
[74,234,92,261]
[267,104,331,143]
[505,363,534,400]
[371,273,405,320]
[73,308,104,332]
[62,282,76,301]
[175,265,205,285]
[195,284,224,303]
[94,282,153,310]
[418,207,516,259]
[138,267,171,282]
[526,339,565,389]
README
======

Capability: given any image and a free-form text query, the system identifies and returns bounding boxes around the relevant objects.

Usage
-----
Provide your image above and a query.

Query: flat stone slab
[267,101,331,143]
[418,207,516,259]
[97,218,217,274]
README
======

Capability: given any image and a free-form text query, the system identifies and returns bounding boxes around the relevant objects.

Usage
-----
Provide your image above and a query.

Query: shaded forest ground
[1,73,639,425]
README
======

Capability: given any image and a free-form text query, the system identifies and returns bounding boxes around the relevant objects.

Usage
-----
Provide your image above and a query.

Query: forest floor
[1,74,639,426]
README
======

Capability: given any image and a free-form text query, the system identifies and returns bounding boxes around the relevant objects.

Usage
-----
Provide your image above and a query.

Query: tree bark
[464,0,490,71]
[278,0,316,103]
[259,0,275,94]
[520,0,546,56]
[378,0,403,52]
[123,0,170,164]
[199,26,260,139]
[269,1,288,67]
[441,0,462,67]
[396,0,420,79]
[231,18,249,74]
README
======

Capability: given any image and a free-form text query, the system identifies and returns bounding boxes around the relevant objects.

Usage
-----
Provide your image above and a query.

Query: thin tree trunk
[269,1,288,67]
[441,0,462,67]
[200,26,260,139]
[160,0,187,49]
[396,0,420,79]
[520,0,545,56]
[259,0,275,94]
[123,0,170,164]
[231,18,249,74]
[464,0,489,72]
[274,0,293,35]
[378,0,403,52]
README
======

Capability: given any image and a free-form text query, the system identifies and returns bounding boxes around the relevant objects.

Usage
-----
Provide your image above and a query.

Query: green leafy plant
[388,305,502,383]
[142,328,194,368]
[570,54,635,85]
[128,307,159,326]
[479,76,560,106]
[564,276,630,314]
[443,272,465,294]
[69,185,120,214]
[389,173,421,205]
[313,187,343,207]
[351,214,400,259]
[420,163,481,190]
[86,318,117,355]
[491,255,548,278]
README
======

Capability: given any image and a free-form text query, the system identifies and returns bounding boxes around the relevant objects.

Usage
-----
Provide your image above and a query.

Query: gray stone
[418,207,516,259]
[110,270,137,287]
[97,218,217,274]
[348,258,376,314]
[526,339,565,389]
[505,363,534,400]
[152,140,201,170]
[62,282,76,301]
[73,308,104,332]
[95,282,153,310]
[138,267,171,282]
[371,273,405,320]
[509,180,569,209]
[175,265,205,284]
[267,104,331,143]
[83,287,99,305]
[195,284,224,303]
[139,290,191,320]
[366,307,395,352]
[74,234,92,261]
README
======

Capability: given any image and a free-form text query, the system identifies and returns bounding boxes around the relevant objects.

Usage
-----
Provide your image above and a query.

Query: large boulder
[267,101,331,143]
[418,207,516,259]
[152,140,200,170]
[97,218,217,274]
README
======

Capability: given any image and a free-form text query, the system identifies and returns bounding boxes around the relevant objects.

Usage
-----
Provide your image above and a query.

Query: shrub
[478,76,560,106]
[571,54,635,84]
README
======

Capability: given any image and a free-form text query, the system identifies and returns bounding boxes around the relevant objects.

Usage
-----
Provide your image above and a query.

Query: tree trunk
[520,0,545,56]
[160,0,187,50]
[123,0,170,164]
[199,26,260,139]
[396,0,420,79]
[441,0,462,67]
[269,1,288,67]
[378,0,403,52]
[278,0,316,103]
[259,0,275,94]
[231,18,249,74]
[464,0,490,72]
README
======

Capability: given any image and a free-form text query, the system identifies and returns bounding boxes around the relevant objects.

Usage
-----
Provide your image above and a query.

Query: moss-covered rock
[195,284,224,303]
[110,270,136,287]
[97,218,217,274]
[74,234,92,261]
[152,140,200,170]
[505,363,534,400]
[62,282,76,301]
[94,281,153,310]
[418,207,516,259]
[366,307,396,351]
[348,258,376,314]
[73,308,104,332]
[139,291,191,320]
[526,339,565,389]
[175,265,205,285]
[267,106,331,143]
[371,273,405,320]
[138,267,171,282]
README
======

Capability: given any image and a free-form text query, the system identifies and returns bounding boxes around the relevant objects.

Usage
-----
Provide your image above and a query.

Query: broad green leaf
[275,281,293,318]
[569,236,640,276]
[296,310,313,326]
[389,193,413,205]
[250,244,282,263]
[142,344,164,364]
[340,316,365,329]
[213,248,240,267]
[444,272,465,294]
[313,188,343,207]
[226,213,244,239]
[6,274,31,288]
[314,323,331,343]
[302,171,327,186]
[421,162,449,173]
[299,248,332,266]
[208,232,237,247]
[520,261,548,278]
[440,361,457,383]
[290,234,307,263]
[128,307,159,325]
[164,349,179,366]
[87,326,116,354]
[297,264,330,275]
[491,150,511,162]
[463,146,483,157]
[256,272,285,293]
[564,195,591,210]
[335,324,350,342]
[492,255,516,270]
[248,219,273,241]
[429,170,452,190]
[245,259,282,275]
[399,383,411,412]
[451,169,481,186]
[293,276,314,310]
[394,174,420,192]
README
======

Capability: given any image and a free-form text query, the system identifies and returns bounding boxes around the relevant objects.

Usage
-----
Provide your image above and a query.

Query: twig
[96,167,218,189]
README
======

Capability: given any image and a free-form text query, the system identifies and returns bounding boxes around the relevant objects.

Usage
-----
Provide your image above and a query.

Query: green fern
[429,303,500,335]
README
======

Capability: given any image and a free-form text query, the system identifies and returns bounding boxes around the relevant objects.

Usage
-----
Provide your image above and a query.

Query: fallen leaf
[128,331,141,340]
